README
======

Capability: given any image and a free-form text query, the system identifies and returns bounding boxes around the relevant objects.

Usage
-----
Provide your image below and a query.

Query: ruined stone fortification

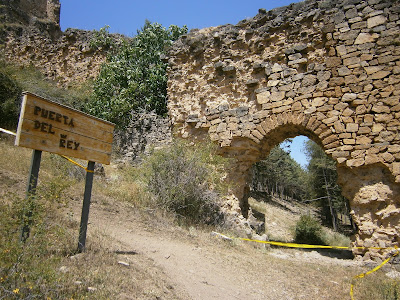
[167,0,400,260]
[0,0,171,162]
[0,0,116,86]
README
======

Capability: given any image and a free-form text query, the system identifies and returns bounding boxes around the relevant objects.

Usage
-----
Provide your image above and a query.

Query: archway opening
[247,135,356,243]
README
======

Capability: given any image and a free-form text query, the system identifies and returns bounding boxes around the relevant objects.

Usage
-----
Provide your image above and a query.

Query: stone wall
[114,112,172,164]
[167,0,400,260]
[0,0,117,86]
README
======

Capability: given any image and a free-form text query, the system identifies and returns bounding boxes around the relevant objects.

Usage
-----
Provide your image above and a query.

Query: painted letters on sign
[15,92,115,164]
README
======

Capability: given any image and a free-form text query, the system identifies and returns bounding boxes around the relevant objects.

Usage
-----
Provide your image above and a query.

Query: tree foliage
[86,21,187,128]
[305,140,349,229]
[251,138,352,232]
[252,145,309,201]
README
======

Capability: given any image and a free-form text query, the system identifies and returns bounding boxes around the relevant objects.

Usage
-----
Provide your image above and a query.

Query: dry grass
[1,137,399,300]
[0,137,187,299]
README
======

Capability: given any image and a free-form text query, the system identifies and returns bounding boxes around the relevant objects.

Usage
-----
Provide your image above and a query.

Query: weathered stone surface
[367,15,387,28]
[354,32,379,44]
[166,1,400,260]
[1,2,123,86]
[4,0,399,262]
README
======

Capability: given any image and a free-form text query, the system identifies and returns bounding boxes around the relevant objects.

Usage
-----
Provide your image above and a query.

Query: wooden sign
[15,92,115,164]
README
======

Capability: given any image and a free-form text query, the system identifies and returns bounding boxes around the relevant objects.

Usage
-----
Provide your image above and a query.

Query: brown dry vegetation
[0,135,399,300]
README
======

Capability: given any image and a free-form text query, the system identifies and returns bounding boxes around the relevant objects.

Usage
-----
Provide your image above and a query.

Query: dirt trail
[84,202,361,300]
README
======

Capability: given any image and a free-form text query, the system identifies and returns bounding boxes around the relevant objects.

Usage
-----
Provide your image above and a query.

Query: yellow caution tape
[213,233,399,300]
[238,236,388,250]
[350,246,399,300]
[0,128,17,136]
[59,155,94,173]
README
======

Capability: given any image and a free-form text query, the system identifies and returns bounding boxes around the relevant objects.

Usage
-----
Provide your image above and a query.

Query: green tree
[252,145,309,202]
[86,21,187,128]
[305,140,350,231]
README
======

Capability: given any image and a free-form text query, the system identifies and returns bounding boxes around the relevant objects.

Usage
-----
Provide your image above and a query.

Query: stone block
[216,122,227,133]
[325,140,340,150]
[342,108,355,117]
[342,93,357,101]
[372,105,390,114]
[381,152,395,163]
[317,71,332,82]
[344,138,356,145]
[288,58,308,66]
[346,123,359,132]
[356,135,372,144]
[332,150,350,159]
[272,106,290,114]
[336,45,347,56]
[367,15,387,28]
[326,57,342,67]
[227,122,239,131]
[256,124,266,135]
[346,158,365,167]
[365,155,380,165]
[271,63,283,73]
[323,134,338,145]
[256,91,271,105]
[358,126,371,134]
[393,162,400,175]
[301,74,317,87]
[330,77,345,86]
[252,129,264,140]
[322,116,338,125]
[270,91,286,102]
[211,118,222,125]
[364,66,383,75]
[338,66,352,76]
[370,71,391,80]
[288,53,302,60]
[267,80,280,87]
[354,32,379,44]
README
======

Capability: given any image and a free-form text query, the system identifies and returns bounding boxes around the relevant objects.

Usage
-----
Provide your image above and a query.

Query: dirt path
[83,202,362,300]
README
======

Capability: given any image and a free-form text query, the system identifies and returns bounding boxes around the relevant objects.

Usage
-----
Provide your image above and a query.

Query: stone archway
[167,0,400,260]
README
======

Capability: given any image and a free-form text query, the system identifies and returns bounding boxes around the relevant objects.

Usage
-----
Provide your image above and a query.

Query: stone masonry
[0,0,120,86]
[167,0,400,260]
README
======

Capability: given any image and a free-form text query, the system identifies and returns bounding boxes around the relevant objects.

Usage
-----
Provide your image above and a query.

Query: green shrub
[142,140,227,225]
[89,25,114,50]
[0,68,21,128]
[294,215,325,245]
[87,21,187,129]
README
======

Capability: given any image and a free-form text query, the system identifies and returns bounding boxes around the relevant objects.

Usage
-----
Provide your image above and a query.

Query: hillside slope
[0,136,399,299]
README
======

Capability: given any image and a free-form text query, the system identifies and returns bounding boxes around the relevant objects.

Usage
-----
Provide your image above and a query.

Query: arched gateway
[167,0,400,260]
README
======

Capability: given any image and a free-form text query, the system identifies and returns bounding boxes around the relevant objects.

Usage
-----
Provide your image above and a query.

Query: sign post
[78,160,95,252]
[20,149,42,242]
[15,92,114,251]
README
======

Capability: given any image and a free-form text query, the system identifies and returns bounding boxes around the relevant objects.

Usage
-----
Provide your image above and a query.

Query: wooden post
[20,149,42,242]
[77,161,95,252]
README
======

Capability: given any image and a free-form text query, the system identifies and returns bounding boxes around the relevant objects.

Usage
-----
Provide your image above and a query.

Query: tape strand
[59,155,94,173]
[212,232,399,300]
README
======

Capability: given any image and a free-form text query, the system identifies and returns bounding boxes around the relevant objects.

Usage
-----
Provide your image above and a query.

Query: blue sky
[60,0,309,167]
[60,0,302,35]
